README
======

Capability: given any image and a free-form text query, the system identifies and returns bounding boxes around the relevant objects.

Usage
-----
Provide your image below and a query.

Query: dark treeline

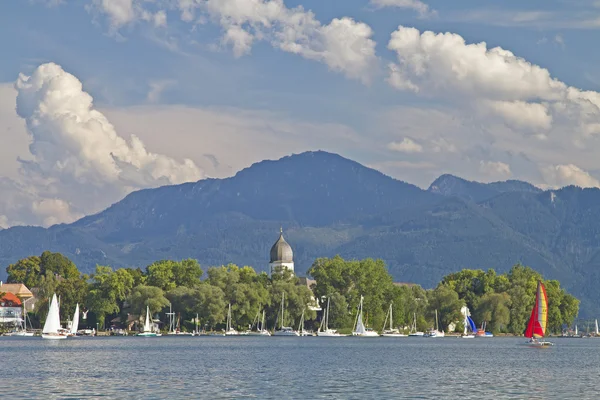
[4,252,579,334]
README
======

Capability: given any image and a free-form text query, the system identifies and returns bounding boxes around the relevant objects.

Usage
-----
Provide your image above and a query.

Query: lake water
[0,336,598,399]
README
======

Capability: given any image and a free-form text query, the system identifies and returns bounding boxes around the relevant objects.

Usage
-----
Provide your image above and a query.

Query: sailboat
[224,303,240,335]
[352,295,378,337]
[6,303,35,337]
[524,280,553,346]
[408,312,424,337]
[297,310,311,336]
[136,305,162,337]
[68,303,80,337]
[460,309,476,339]
[41,293,68,339]
[166,304,192,336]
[595,319,599,337]
[273,292,299,336]
[246,309,271,336]
[426,310,445,337]
[381,302,407,337]
[317,297,344,337]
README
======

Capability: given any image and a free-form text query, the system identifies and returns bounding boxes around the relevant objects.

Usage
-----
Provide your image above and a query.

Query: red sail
[525,281,548,338]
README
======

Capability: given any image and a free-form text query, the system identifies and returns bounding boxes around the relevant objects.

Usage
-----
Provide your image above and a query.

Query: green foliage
[442,264,579,335]
[6,256,41,288]
[427,285,463,332]
[309,256,394,330]
[5,249,580,335]
[87,266,135,328]
[126,285,170,315]
[474,292,510,333]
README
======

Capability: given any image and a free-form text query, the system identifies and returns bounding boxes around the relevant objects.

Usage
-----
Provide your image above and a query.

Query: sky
[3,0,600,227]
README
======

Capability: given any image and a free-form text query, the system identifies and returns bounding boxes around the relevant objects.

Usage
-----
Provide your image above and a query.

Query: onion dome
[270,228,293,263]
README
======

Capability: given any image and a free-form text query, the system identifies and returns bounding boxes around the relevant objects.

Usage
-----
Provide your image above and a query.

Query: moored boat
[524,280,553,347]
[136,305,162,337]
[41,294,68,340]
[352,296,378,337]
[381,302,407,337]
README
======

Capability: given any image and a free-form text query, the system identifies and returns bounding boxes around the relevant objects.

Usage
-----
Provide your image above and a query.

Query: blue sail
[467,316,477,332]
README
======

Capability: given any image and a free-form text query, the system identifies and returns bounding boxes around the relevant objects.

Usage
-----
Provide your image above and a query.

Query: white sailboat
[136,305,161,337]
[460,307,475,339]
[317,297,344,337]
[42,293,68,340]
[352,295,378,337]
[224,303,240,335]
[381,302,407,337]
[426,310,445,337]
[6,303,35,337]
[166,304,193,336]
[298,310,310,336]
[68,303,80,337]
[246,309,271,336]
[408,312,424,337]
[273,292,299,336]
[595,319,599,336]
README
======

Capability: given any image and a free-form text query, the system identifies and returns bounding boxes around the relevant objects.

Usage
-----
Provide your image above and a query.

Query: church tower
[269,228,294,275]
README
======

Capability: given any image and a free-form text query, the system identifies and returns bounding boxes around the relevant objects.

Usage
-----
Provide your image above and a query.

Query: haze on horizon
[2,0,600,228]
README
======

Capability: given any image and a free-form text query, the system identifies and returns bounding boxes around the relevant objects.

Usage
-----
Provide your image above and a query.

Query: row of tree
[4,252,580,334]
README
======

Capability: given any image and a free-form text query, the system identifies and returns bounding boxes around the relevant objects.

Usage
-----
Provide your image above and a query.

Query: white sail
[354,296,367,334]
[71,303,80,334]
[43,294,61,334]
[144,306,152,332]
[596,319,599,335]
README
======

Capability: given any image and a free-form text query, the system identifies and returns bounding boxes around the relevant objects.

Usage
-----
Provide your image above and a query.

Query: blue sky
[2,0,600,227]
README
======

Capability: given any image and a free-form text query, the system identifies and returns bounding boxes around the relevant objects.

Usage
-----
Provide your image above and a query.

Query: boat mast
[326,297,330,331]
[389,302,393,330]
[280,292,285,329]
[435,309,439,332]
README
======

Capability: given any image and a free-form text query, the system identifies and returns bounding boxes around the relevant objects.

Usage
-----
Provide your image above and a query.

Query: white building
[269,228,295,275]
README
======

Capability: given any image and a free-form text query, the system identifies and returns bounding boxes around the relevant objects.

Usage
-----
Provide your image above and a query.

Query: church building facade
[269,228,295,275]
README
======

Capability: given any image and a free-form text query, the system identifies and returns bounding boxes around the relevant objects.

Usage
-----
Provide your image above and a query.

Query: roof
[0,283,33,298]
[0,292,23,307]
[270,229,293,263]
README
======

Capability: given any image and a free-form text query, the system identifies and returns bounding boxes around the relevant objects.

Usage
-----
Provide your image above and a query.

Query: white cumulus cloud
[541,164,600,189]
[387,138,423,153]
[479,160,512,179]
[3,62,203,227]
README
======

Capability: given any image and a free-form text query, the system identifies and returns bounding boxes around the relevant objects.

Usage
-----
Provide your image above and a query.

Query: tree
[194,284,227,328]
[126,285,169,316]
[56,275,88,324]
[87,266,135,328]
[427,285,462,332]
[146,260,177,292]
[172,259,202,288]
[6,256,41,288]
[475,292,510,333]
[309,256,394,330]
[39,251,79,280]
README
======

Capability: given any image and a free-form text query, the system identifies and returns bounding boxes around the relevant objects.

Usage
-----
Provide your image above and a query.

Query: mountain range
[1,151,599,317]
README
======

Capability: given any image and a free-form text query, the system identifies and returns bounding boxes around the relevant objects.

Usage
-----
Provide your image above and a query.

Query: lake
[0,336,597,399]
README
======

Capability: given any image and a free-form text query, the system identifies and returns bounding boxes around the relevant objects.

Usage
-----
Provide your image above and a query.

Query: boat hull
[41,333,68,340]
[246,331,271,336]
[460,335,475,339]
[382,333,408,337]
[317,331,345,337]
[6,331,35,337]
[408,332,425,337]
[273,330,300,336]
[352,332,379,337]
[136,332,161,337]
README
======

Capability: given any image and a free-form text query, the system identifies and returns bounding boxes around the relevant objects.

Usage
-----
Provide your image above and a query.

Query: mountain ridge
[1,150,599,316]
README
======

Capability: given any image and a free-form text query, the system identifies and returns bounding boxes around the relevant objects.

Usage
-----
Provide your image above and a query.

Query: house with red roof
[0,292,23,326]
